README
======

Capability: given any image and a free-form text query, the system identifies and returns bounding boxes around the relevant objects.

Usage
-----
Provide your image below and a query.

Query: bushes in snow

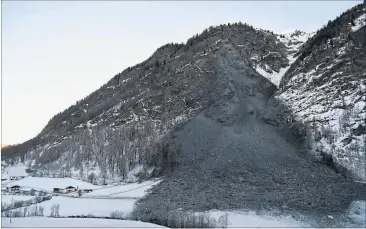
[132,210,228,228]
[109,211,126,220]
[50,204,60,217]
[66,210,228,228]
[87,172,97,184]
[1,205,44,217]
[1,196,52,212]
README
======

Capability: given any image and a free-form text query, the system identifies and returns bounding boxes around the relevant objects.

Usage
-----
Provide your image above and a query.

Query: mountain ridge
[2,4,365,182]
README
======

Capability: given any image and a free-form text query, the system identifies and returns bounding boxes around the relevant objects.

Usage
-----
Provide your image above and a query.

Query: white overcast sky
[1,1,361,144]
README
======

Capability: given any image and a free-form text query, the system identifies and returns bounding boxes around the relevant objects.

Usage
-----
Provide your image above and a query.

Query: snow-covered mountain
[2,3,365,227]
[252,30,315,86]
[279,4,366,182]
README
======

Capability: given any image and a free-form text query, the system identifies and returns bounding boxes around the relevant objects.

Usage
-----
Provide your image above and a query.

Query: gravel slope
[132,43,366,227]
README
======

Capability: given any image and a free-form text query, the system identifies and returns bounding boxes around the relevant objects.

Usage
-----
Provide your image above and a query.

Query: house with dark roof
[53,188,66,194]
[10,185,20,192]
[65,186,77,192]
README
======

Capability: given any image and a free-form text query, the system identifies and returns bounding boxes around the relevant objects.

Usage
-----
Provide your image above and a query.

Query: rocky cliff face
[253,30,315,86]
[279,3,366,182]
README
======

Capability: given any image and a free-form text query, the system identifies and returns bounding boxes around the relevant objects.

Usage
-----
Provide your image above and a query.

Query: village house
[9,185,21,192]
[65,186,77,193]
[9,176,25,180]
[53,188,66,194]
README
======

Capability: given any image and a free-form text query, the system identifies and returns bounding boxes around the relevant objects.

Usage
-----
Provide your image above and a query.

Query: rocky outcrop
[279,3,366,182]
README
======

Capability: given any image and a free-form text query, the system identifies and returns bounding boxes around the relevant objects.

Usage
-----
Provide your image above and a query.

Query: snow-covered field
[2,174,160,198]
[1,195,35,205]
[1,175,161,219]
[209,203,366,228]
[1,165,28,179]
[1,217,166,228]
[209,210,308,227]
[11,196,136,217]
[83,180,161,198]
[0,164,162,223]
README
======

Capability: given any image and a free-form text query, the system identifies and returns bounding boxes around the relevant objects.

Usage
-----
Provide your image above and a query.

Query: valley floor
[1,217,166,228]
[1,167,366,227]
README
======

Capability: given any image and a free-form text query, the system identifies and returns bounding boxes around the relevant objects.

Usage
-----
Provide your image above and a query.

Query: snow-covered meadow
[1,164,28,179]
[1,217,166,228]
[1,164,162,222]
[8,196,136,218]
[82,180,161,198]
[209,210,308,227]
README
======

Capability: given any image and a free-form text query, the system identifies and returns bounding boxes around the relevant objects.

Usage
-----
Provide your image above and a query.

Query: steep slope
[253,30,315,86]
[131,38,365,227]
[279,3,366,182]
[2,22,294,183]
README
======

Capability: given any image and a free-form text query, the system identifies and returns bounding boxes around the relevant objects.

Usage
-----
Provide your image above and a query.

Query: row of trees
[2,205,45,218]
[1,196,51,212]
[295,3,364,63]
[132,210,228,228]
[2,204,59,218]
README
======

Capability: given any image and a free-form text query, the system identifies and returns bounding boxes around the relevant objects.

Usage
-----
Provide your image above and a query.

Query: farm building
[65,186,77,192]
[9,185,21,192]
[9,176,25,180]
[53,188,67,194]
